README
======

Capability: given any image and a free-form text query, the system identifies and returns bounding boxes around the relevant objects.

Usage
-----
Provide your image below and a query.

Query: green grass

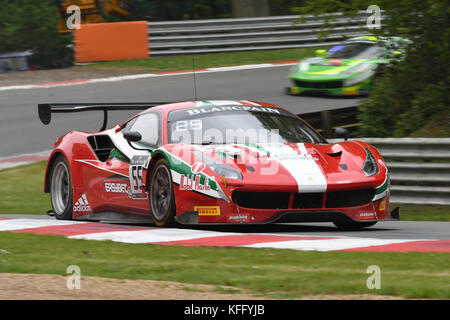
[0,162,50,214]
[392,204,450,222]
[0,162,448,299]
[0,232,448,299]
[77,47,322,71]
[1,161,449,221]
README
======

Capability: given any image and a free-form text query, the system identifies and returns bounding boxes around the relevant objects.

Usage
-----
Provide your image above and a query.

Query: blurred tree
[129,0,231,21]
[0,0,72,69]
[294,0,449,137]
[231,0,270,17]
[269,0,306,16]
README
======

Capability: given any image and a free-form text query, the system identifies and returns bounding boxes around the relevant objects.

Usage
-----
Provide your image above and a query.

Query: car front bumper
[174,192,391,225]
[287,78,372,96]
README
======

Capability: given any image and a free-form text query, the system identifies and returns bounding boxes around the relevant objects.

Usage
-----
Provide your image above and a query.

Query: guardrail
[148,11,377,55]
[304,108,450,206]
[357,138,450,205]
[299,107,450,205]
[300,107,360,138]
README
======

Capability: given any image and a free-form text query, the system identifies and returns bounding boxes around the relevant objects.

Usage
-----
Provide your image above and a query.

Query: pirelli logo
[194,206,221,216]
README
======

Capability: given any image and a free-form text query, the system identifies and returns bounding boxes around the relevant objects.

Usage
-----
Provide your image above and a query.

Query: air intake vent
[295,80,343,89]
[232,191,290,209]
[293,193,323,209]
[326,189,375,208]
[87,135,114,162]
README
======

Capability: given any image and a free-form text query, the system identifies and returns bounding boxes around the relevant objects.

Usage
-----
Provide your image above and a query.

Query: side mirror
[123,131,142,142]
[316,49,326,57]
[335,127,349,141]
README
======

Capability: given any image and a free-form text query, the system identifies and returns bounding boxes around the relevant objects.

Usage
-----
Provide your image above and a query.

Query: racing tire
[49,155,73,220]
[333,220,377,230]
[149,159,176,227]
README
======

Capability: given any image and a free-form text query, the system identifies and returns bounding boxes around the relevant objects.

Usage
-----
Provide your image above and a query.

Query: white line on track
[0,62,297,92]
[0,218,83,231]
[69,228,240,244]
[0,218,433,252]
[0,150,51,170]
[244,237,416,251]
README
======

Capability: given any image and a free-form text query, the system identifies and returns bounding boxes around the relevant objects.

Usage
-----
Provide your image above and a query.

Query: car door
[103,111,161,214]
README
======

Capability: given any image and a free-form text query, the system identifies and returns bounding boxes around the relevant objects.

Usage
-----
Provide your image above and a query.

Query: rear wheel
[50,155,73,220]
[149,159,176,227]
[333,220,377,230]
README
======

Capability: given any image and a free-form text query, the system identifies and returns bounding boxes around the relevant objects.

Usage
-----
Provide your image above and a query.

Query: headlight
[194,151,242,180]
[362,148,379,177]
[209,163,243,180]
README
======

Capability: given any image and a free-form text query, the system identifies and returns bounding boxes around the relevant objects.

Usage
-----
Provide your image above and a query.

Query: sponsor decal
[174,119,203,132]
[290,86,301,94]
[159,146,229,202]
[180,174,211,191]
[379,200,386,211]
[195,206,221,216]
[328,59,343,66]
[129,155,150,199]
[73,193,91,213]
[373,175,390,201]
[105,182,129,194]
[226,214,250,223]
[197,145,244,160]
[357,212,376,220]
[186,105,280,116]
[276,154,318,161]
[191,162,206,174]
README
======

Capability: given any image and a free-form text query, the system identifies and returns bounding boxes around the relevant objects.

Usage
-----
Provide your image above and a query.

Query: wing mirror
[334,127,349,141]
[316,49,326,57]
[123,131,142,142]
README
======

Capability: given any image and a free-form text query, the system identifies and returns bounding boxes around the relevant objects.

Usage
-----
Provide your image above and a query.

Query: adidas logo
[73,193,91,212]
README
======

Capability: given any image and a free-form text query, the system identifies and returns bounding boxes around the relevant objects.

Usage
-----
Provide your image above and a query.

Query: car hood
[159,142,386,195]
[289,58,382,81]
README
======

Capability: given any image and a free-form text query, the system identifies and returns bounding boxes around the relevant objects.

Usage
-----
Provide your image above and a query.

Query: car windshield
[167,105,326,145]
[327,42,384,59]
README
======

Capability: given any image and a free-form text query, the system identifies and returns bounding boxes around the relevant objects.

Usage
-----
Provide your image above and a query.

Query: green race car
[287,36,411,96]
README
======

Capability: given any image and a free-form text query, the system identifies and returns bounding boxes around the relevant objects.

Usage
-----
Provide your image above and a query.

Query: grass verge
[0,161,449,221]
[0,232,448,299]
[0,162,49,214]
[392,204,450,222]
[77,47,322,71]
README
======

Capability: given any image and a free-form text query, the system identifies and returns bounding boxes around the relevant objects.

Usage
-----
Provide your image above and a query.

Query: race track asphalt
[1,214,448,241]
[0,65,359,158]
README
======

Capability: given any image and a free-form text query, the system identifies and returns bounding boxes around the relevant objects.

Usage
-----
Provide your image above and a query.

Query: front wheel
[149,159,176,227]
[333,220,377,230]
[49,155,73,220]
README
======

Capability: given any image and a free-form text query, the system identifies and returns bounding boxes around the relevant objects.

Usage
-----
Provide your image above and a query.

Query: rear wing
[38,102,169,131]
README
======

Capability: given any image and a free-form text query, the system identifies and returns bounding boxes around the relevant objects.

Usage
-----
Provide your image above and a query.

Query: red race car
[38,100,397,229]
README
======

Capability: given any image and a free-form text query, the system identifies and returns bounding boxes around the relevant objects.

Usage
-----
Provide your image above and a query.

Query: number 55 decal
[129,155,150,199]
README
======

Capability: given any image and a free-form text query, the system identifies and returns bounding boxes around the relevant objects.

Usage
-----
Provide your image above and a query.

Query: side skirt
[73,211,154,225]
